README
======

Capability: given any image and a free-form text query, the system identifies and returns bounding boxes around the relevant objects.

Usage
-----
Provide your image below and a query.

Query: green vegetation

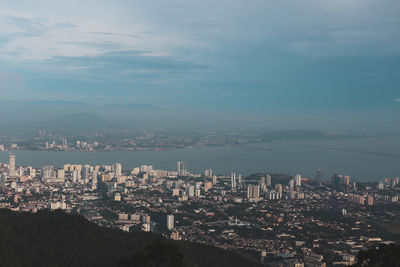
[376,221,400,234]
[353,244,400,267]
[0,209,261,267]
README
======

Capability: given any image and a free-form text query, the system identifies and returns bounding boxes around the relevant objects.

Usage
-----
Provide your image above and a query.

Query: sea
[0,137,399,182]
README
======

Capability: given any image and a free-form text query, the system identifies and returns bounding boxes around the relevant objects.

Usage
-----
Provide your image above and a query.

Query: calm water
[0,137,399,181]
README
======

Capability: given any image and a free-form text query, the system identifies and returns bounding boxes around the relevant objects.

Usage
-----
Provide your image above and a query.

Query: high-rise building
[177,162,187,176]
[204,169,213,178]
[295,174,302,187]
[367,195,374,206]
[342,208,347,216]
[331,174,341,188]
[9,153,16,177]
[72,170,80,183]
[342,175,350,186]
[114,163,122,177]
[0,173,6,186]
[332,174,350,188]
[43,165,55,180]
[247,185,260,199]
[167,214,174,230]
[82,165,91,181]
[204,181,212,190]
[358,195,365,205]
[28,167,36,178]
[140,165,152,173]
[266,174,271,187]
[316,169,323,184]
[230,172,236,190]
[212,175,217,185]
[57,169,65,180]
[260,176,266,187]
[238,174,242,185]
[289,179,295,189]
[142,223,150,232]
[131,167,140,175]
[92,169,98,185]
[186,185,195,197]
[275,184,283,194]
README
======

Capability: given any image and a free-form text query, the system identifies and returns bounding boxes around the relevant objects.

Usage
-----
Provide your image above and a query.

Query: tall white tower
[266,174,272,187]
[92,169,98,185]
[212,175,217,185]
[9,153,16,177]
[295,174,302,187]
[114,163,122,177]
[43,165,55,180]
[231,172,236,190]
[177,162,187,176]
[167,214,174,230]
[83,165,91,180]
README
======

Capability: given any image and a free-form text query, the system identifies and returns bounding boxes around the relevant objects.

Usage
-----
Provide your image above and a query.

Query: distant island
[0,123,362,152]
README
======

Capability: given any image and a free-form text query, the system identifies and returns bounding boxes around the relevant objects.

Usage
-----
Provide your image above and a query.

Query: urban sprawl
[1,153,399,266]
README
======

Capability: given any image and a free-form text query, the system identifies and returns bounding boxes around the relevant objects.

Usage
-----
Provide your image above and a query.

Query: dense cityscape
[1,153,399,266]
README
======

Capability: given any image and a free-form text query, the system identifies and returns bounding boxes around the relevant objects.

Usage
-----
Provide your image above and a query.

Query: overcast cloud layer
[0,0,399,131]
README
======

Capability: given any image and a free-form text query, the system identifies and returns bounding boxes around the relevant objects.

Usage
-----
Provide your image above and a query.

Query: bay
[0,137,399,181]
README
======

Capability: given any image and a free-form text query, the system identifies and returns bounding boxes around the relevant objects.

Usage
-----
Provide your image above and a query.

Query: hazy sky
[0,0,399,130]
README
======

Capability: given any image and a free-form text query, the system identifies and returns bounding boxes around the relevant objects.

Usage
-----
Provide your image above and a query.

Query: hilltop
[0,209,261,267]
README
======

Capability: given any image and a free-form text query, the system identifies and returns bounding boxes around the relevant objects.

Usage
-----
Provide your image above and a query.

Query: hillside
[0,209,261,267]
[353,244,400,267]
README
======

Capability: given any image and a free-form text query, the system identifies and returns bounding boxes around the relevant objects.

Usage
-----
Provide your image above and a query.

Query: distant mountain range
[42,112,116,130]
[0,100,162,131]
[106,103,159,109]
[2,100,160,110]
[24,100,88,106]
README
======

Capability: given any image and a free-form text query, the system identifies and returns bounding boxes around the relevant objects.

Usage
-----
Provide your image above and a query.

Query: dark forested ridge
[0,209,261,267]
[352,244,400,267]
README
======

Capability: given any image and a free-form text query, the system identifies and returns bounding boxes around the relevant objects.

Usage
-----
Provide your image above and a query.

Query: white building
[115,163,122,177]
[266,174,271,187]
[9,153,16,177]
[247,185,260,199]
[231,172,236,190]
[177,161,187,176]
[167,214,174,230]
[205,169,213,178]
[295,174,302,187]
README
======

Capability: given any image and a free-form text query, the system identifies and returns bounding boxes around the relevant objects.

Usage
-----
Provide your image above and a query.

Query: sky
[0,0,399,132]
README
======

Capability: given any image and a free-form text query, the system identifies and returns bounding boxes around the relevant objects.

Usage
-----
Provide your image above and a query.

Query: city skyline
[1,151,399,266]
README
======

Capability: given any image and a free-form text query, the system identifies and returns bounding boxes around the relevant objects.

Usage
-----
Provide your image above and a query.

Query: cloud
[285,29,400,57]
[6,50,207,100]
[0,10,191,61]
[85,32,138,38]
[0,0,399,119]
[47,50,206,76]
[395,98,400,102]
